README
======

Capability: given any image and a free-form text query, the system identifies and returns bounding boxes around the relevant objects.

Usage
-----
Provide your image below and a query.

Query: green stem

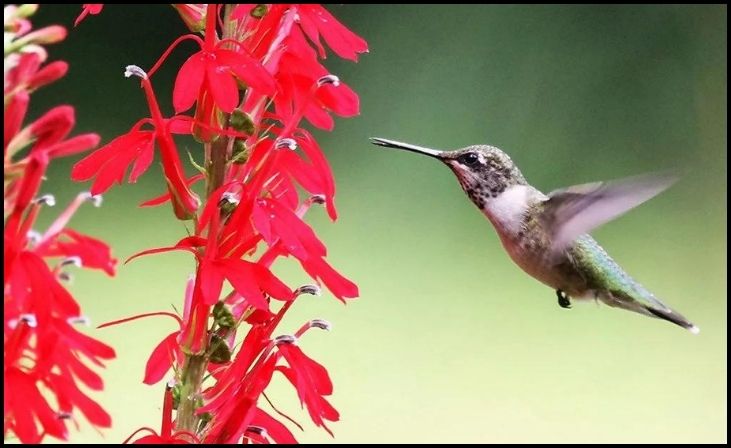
[175,354,207,433]
[206,119,231,198]
[176,114,231,437]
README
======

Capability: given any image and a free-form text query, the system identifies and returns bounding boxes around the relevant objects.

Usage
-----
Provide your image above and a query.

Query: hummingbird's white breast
[482,185,544,236]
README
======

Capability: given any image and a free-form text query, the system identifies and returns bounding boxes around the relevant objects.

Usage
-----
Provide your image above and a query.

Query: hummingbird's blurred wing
[542,172,678,252]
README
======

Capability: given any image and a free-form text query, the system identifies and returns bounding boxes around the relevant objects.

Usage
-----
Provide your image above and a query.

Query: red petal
[140,174,205,208]
[218,259,268,310]
[301,256,358,301]
[251,262,294,301]
[217,49,275,96]
[268,198,327,259]
[40,229,117,276]
[252,408,298,444]
[48,374,112,427]
[4,91,29,150]
[66,352,103,390]
[317,81,360,117]
[198,259,224,305]
[205,62,239,113]
[125,236,203,264]
[71,129,155,195]
[29,105,74,151]
[299,5,368,61]
[144,332,178,385]
[173,53,206,113]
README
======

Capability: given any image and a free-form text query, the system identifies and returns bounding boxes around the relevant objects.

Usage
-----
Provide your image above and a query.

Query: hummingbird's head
[370,138,527,208]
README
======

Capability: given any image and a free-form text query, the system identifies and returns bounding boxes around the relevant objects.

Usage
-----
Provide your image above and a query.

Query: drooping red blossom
[4,7,116,443]
[71,125,156,194]
[276,342,338,435]
[294,4,369,61]
[72,70,200,220]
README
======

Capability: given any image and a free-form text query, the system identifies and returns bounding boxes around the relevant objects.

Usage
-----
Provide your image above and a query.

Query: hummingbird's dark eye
[459,152,479,166]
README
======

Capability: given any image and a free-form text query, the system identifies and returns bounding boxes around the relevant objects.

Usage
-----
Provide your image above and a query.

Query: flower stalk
[68,3,367,443]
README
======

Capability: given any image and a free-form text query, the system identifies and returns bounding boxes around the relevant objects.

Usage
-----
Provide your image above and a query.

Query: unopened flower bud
[229,109,256,135]
[208,334,232,363]
[231,139,249,164]
[250,5,268,19]
[212,301,236,329]
[16,4,39,19]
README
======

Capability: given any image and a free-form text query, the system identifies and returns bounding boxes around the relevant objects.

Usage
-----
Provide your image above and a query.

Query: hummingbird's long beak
[370,137,444,159]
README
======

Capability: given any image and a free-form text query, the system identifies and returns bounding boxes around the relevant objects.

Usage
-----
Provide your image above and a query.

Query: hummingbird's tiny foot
[556,289,571,309]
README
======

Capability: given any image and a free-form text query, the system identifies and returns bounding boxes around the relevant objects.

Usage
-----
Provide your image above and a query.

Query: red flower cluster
[71,4,366,444]
[4,4,117,444]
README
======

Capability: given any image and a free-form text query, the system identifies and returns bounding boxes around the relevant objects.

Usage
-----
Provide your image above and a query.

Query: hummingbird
[370,137,698,334]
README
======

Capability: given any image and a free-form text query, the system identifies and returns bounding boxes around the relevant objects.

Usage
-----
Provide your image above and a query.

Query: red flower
[72,69,200,220]
[4,9,116,443]
[4,252,115,443]
[71,125,155,194]
[248,407,298,444]
[295,5,368,61]
[98,311,184,385]
[174,45,275,114]
[66,3,367,444]
[276,341,338,435]
[171,5,274,114]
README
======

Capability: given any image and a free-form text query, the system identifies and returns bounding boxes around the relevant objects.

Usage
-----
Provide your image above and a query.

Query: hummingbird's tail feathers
[644,305,700,334]
[599,289,699,334]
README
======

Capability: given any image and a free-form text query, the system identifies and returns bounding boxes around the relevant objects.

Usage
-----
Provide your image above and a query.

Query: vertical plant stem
[175,354,207,433]
[176,109,231,435]
[206,133,230,198]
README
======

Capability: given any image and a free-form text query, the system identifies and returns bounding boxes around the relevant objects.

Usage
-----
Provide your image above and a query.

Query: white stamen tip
[82,192,103,207]
[124,64,148,79]
[220,191,240,206]
[166,378,177,388]
[689,325,700,335]
[309,194,326,205]
[309,319,332,331]
[295,284,321,297]
[61,256,83,268]
[246,426,268,437]
[67,316,90,326]
[35,194,55,206]
[275,138,297,150]
[274,334,297,345]
[10,314,38,329]
[317,74,340,87]
[26,230,42,244]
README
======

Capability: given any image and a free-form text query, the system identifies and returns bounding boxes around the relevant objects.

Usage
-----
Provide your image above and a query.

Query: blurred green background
[27,4,725,444]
